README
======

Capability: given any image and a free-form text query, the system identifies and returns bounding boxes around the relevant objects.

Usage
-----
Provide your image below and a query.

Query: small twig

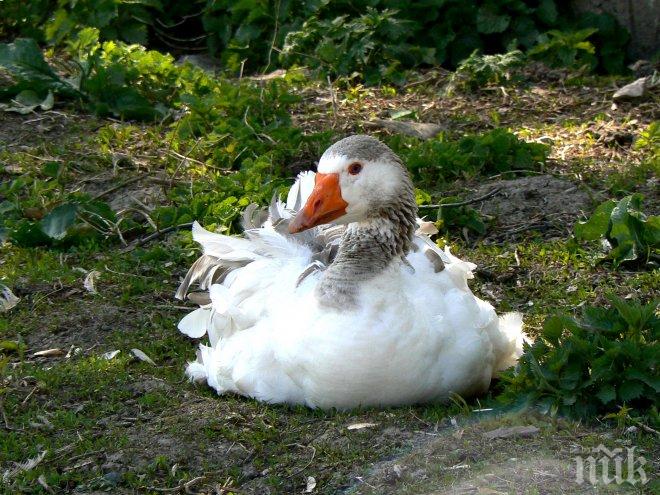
[262,0,281,75]
[166,149,206,167]
[0,399,20,431]
[487,169,552,180]
[403,72,445,88]
[93,172,150,200]
[46,448,104,466]
[285,444,316,479]
[629,417,660,437]
[154,304,195,311]
[22,386,37,405]
[150,475,206,493]
[123,222,194,252]
[215,484,249,495]
[418,188,500,209]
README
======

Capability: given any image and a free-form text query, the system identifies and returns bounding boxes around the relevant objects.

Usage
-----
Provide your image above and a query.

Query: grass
[1,63,658,494]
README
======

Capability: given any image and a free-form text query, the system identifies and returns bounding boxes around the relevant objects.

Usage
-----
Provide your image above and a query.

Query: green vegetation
[446,49,525,93]
[0,33,186,119]
[388,128,549,186]
[575,194,660,268]
[498,296,659,420]
[1,1,658,492]
[1,0,632,83]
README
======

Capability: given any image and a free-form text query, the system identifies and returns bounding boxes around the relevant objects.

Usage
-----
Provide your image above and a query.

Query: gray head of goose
[289,135,418,307]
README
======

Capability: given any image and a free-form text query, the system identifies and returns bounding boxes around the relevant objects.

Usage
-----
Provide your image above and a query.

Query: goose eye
[348,162,362,175]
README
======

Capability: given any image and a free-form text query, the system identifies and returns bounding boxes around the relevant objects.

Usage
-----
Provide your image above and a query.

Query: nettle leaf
[497,297,657,419]
[608,294,644,331]
[618,380,645,402]
[536,0,558,25]
[39,203,78,240]
[624,369,660,393]
[476,7,510,34]
[542,315,571,343]
[576,194,658,267]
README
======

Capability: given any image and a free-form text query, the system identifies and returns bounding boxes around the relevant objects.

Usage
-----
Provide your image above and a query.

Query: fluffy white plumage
[177,168,525,409]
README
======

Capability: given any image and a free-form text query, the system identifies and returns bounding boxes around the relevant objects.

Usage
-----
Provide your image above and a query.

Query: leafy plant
[281,7,429,84]
[574,11,630,74]
[45,0,161,46]
[389,129,549,187]
[0,193,118,248]
[2,0,632,84]
[447,49,525,92]
[0,0,55,41]
[437,202,487,236]
[635,121,660,160]
[527,28,598,70]
[0,32,190,120]
[575,194,660,268]
[498,296,659,419]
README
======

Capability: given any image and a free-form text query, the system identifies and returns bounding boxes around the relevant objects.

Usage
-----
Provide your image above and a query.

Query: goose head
[289,135,415,234]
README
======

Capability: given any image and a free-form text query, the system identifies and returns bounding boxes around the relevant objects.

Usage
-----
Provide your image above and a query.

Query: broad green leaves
[40,203,79,240]
[476,7,510,34]
[498,296,660,419]
[0,30,186,120]
[0,89,54,114]
[390,128,549,187]
[528,28,598,70]
[447,49,525,92]
[0,38,80,101]
[574,199,615,241]
[575,194,660,267]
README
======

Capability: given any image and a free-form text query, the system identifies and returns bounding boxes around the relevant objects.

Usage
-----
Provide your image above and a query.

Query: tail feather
[492,312,526,374]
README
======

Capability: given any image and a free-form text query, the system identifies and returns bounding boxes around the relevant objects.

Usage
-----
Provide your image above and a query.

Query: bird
[175,135,525,409]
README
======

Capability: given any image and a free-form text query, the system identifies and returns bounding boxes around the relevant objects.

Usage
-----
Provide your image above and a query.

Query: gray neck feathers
[316,183,417,308]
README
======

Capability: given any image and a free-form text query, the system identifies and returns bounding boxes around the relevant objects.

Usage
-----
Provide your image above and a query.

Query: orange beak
[289,173,348,233]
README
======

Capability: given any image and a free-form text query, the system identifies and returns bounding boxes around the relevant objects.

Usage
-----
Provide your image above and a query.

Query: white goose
[176,135,524,409]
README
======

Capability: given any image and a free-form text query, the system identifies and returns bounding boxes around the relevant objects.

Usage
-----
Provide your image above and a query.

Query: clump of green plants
[416,189,487,238]
[0,31,195,120]
[635,121,660,160]
[10,0,631,83]
[575,194,659,268]
[281,7,428,84]
[446,49,525,92]
[0,0,55,41]
[498,296,659,420]
[45,0,156,45]
[438,203,487,237]
[527,28,598,71]
[0,167,121,247]
[389,129,549,186]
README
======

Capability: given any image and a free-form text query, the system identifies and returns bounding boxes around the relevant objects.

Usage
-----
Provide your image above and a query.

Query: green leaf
[536,0,558,25]
[618,380,644,401]
[575,199,615,241]
[596,384,616,404]
[542,315,569,343]
[40,203,78,240]
[0,340,22,353]
[0,39,77,98]
[43,161,61,179]
[476,7,510,34]
[624,369,660,393]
